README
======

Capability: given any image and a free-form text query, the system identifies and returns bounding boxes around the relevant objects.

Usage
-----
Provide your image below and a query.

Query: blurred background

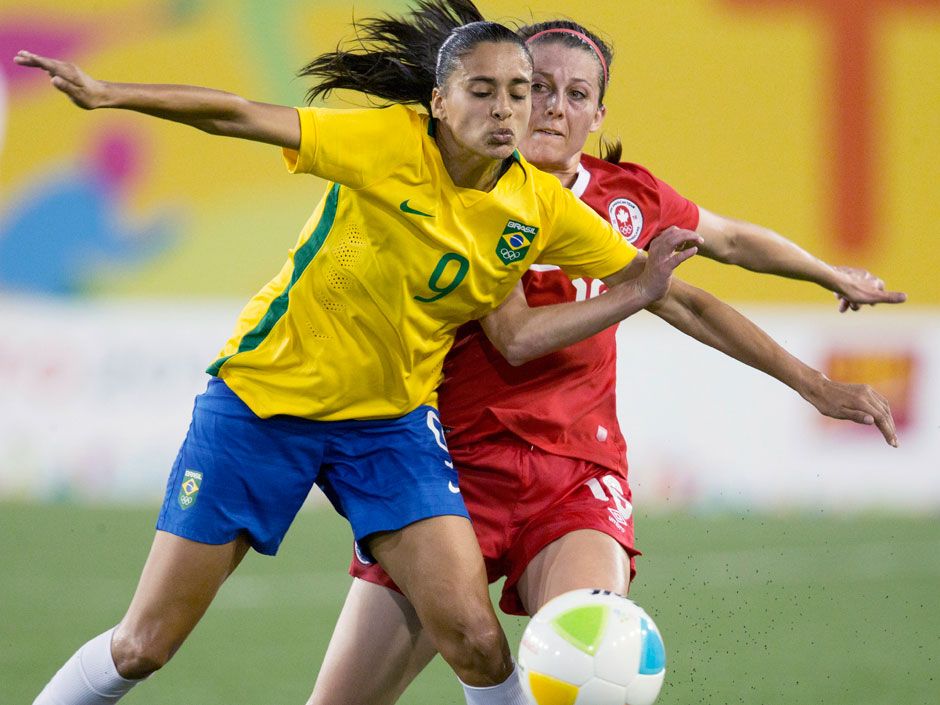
[1,1,938,704]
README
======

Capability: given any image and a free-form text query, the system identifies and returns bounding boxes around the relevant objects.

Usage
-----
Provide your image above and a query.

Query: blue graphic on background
[0,131,178,295]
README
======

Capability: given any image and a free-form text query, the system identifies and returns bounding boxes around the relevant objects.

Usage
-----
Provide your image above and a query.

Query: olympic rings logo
[499,247,524,261]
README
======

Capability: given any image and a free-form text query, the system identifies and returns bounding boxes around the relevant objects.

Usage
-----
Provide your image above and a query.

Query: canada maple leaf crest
[615,206,633,234]
[607,198,644,243]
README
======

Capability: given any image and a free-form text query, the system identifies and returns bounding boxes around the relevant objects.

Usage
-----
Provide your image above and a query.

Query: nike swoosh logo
[448,481,461,494]
[400,200,434,218]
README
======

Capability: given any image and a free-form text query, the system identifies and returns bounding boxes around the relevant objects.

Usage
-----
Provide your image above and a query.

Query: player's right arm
[13,51,300,149]
[482,227,700,366]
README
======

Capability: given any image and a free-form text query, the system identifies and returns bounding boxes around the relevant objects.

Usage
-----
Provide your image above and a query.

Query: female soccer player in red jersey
[307,18,905,705]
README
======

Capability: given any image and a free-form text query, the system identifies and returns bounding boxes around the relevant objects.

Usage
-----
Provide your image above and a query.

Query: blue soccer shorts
[156,377,469,555]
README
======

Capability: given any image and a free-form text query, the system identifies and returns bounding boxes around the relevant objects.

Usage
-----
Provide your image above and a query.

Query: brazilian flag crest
[496,219,539,265]
[177,469,203,510]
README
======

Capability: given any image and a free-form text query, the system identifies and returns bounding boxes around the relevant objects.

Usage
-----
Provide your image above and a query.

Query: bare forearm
[101,82,241,128]
[483,228,702,366]
[484,280,656,366]
[705,219,838,290]
[96,82,297,146]
[696,208,905,308]
[650,279,899,444]
[650,280,824,396]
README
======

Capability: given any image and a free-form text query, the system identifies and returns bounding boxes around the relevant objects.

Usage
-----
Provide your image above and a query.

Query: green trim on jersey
[207,183,341,376]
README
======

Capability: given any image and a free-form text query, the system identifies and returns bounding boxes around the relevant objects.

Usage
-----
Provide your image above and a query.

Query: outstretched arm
[13,51,300,148]
[481,227,701,366]
[648,278,898,446]
[695,207,906,311]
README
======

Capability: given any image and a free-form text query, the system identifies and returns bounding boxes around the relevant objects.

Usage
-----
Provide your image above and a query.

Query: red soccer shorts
[349,434,639,616]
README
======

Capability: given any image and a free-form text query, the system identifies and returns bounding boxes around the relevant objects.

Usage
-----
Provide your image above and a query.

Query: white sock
[460,663,529,705]
[34,628,141,705]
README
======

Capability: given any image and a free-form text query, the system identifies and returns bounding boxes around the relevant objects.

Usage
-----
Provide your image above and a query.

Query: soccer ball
[517,589,666,705]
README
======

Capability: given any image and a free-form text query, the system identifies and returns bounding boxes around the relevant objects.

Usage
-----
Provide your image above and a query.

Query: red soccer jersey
[438,154,699,470]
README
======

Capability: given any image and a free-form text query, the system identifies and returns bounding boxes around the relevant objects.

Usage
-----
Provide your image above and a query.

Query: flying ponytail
[300,0,526,113]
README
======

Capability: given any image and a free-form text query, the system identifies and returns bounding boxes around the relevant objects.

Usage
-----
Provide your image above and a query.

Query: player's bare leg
[369,515,527,704]
[307,578,437,705]
[517,529,632,614]
[370,516,510,686]
[112,530,251,676]
[34,530,250,704]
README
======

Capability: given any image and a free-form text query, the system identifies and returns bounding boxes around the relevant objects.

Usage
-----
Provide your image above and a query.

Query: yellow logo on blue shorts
[177,469,203,510]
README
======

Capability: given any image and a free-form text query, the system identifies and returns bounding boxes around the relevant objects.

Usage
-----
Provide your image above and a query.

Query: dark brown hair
[300,0,529,114]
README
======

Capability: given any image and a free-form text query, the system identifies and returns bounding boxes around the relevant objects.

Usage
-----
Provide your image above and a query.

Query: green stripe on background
[207,183,341,375]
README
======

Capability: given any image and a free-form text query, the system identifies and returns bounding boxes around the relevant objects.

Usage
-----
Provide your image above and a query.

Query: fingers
[670,246,698,268]
[873,408,898,446]
[824,380,899,447]
[838,289,906,309]
[876,290,907,304]
[14,50,57,72]
[659,226,703,252]
[841,388,898,447]
[835,265,906,308]
[14,51,76,88]
[838,407,874,425]
[836,293,859,313]
[14,50,96,108]
[13,50,38,65]
[869,390,898,447]
[649,228,702,274]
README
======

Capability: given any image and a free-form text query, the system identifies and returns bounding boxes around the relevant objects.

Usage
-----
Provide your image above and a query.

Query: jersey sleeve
[537,182,638,279]
[652,174,700,231]
[282,104,417,189]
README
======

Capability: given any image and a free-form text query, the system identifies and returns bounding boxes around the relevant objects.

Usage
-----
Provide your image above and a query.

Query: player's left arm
[647,278,898,446]
[695,207,906,311]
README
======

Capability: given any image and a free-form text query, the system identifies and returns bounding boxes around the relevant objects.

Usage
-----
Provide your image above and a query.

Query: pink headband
[525,28,609,85]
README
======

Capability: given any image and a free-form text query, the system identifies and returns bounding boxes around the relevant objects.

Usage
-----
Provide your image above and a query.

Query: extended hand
[803,375,898,446]
[639,227,703,303]
[833,265,907,312]
[13,51,106,109]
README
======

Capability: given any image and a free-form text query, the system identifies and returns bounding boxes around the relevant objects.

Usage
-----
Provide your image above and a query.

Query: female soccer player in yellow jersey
[17,2,894,704]
[16,3,706,704]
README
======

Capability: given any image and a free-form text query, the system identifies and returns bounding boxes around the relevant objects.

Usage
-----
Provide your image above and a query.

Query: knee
[435,613,511,685]
[110,627,178,680]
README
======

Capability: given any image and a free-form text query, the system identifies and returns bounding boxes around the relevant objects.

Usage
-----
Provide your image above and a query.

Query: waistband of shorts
[450,429,536,452]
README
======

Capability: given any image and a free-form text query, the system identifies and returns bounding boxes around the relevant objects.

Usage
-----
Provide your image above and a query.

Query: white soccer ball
[517,589,666,705]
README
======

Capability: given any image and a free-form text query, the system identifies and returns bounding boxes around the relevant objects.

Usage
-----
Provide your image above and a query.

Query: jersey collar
[570,162,591,197]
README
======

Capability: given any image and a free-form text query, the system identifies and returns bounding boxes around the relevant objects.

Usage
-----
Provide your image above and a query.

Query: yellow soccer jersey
[209,104,637,420]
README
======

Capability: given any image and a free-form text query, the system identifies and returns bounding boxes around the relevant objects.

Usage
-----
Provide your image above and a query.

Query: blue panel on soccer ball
[638,617,666,674]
